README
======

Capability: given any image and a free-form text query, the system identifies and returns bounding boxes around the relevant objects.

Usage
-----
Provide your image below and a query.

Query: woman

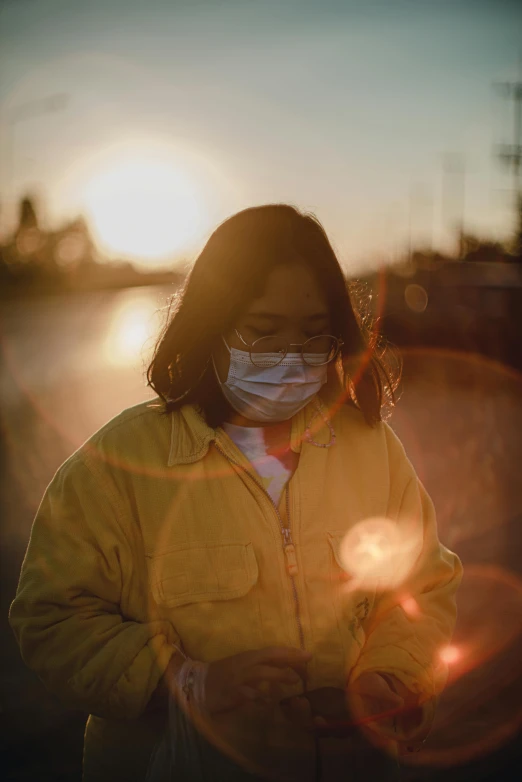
[9,204,462,782]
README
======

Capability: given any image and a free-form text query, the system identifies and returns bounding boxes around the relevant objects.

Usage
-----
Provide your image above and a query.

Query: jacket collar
[167,398,333,466]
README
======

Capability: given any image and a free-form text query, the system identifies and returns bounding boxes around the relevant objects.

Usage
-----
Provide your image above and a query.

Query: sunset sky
[1,0,521,271]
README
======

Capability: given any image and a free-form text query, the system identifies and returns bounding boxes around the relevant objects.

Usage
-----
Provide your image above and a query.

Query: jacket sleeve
[9,451,179,720]
[348,424,463,739]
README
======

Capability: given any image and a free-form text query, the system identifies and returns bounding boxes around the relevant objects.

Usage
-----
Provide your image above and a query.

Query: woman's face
[213,262,331,387]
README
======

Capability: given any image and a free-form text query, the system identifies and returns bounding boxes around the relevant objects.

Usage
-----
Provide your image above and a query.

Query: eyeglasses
[234,328,343,368]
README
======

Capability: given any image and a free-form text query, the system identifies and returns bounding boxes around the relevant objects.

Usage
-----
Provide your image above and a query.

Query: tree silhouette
[18,196,39,232]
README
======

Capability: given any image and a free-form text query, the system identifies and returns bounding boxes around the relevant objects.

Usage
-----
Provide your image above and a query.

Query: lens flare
[439,644,461,665]
[403,565,522,769]
[338,517,420,590]
[401,595,421,617]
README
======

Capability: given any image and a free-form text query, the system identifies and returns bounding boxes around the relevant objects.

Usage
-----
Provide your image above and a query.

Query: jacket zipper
[213,440,306,654]
[214,440,320,782]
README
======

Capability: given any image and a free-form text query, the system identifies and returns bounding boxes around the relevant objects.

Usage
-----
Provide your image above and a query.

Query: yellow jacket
[9,397,462,779]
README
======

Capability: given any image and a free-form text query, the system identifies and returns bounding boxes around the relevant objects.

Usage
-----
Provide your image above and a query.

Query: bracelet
[177,659,209,715]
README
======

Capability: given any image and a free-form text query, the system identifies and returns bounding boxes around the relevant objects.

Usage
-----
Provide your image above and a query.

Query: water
[1,285,173,417]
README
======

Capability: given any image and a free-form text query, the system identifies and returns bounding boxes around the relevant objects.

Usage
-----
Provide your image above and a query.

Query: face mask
[213,338,328,423]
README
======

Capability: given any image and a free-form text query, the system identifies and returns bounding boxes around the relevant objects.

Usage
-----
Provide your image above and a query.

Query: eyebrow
[245,311,330,322]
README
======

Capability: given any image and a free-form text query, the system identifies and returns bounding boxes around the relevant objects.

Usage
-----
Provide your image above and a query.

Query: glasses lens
[303,336,339,366]
[250,336,287,367]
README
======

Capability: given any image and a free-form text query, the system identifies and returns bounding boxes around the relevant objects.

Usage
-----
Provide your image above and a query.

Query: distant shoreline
[0,272,185,302]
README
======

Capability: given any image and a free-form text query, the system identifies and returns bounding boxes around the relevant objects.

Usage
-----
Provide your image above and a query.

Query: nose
[285,330,311,347]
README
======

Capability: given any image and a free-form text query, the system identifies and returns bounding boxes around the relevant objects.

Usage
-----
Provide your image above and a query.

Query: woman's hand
[350,671,404,732]
[205,646,312,714]
[350,672,428,751]
[280,687,348,737]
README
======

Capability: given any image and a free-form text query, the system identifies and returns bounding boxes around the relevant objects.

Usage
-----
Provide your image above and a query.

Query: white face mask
[213,337,328,423]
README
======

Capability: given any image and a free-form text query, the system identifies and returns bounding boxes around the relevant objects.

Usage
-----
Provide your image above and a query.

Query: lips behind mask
[213,344,328,423]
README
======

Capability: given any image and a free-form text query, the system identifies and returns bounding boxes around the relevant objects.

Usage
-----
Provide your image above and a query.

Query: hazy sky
[1,0,521,270]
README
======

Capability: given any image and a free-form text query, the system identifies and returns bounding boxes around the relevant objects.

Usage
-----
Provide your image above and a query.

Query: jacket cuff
[108,634,177,719]
[349,646,437,700]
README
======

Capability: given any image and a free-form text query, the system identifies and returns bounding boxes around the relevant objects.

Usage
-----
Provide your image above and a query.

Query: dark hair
[147,204,400,427]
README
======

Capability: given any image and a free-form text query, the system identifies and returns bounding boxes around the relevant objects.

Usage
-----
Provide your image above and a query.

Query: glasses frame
[233,328,344,368]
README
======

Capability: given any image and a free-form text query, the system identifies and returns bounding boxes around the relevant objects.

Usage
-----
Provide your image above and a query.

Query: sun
[84,155,205,264]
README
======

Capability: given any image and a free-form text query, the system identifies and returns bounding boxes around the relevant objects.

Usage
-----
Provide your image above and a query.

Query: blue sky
[1,0,521,270]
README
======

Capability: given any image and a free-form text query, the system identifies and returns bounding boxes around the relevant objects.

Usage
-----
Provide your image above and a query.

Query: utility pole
[408,183,434,261]
[442,153,466,259]
[495,71,522,223]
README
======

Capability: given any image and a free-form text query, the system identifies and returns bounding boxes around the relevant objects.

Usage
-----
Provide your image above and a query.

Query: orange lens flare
[338,517,420,590]
[400,595,421,617]
[438,644,461,665]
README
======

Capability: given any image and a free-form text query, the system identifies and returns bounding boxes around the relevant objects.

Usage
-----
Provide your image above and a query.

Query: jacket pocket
[146,542,262,658]
[327,532,374,653]
[148,542,259,608]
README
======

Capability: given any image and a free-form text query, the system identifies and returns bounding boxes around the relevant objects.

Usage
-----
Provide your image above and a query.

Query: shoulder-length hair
[147,204,400,428]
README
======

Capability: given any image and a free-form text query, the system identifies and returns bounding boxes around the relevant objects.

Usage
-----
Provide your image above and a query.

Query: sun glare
[104,294,161,367]
[84,156,205,263]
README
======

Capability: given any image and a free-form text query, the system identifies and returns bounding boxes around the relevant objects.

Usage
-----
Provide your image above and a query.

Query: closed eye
[249,330,327,341]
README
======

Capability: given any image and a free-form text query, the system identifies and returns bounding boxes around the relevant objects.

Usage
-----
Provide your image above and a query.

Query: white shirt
[222,421,297,506]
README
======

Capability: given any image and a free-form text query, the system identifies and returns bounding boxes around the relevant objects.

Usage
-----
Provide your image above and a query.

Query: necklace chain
[304,398,336,448]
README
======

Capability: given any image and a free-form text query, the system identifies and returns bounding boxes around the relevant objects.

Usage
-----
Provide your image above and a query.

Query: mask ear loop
[304,397,336,448]
[210,335,234,388]
[211,353,226,387]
